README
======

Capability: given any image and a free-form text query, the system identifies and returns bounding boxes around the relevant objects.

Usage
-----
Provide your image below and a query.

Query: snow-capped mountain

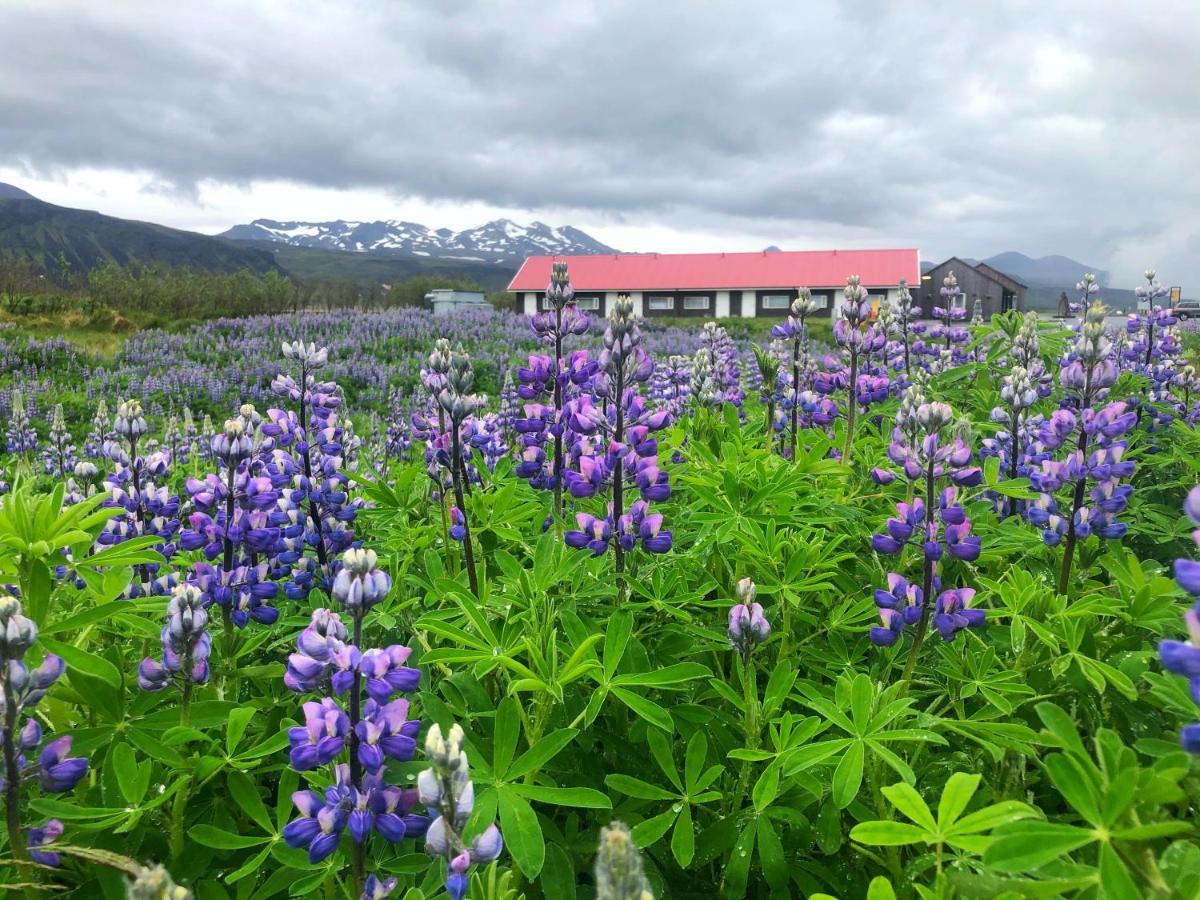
[221,217,617,263]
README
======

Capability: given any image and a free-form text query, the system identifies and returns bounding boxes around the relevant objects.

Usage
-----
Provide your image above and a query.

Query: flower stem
[842,350,859,466]
[2,677,27,867]
[900,464,937,687]
[450,427,479,597]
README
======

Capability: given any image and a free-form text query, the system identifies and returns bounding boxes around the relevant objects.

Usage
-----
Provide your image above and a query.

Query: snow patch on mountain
[221,216,617,263]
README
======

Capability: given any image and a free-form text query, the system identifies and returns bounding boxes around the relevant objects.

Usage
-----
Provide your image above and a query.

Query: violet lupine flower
[84,398,111,459]
[426,343,487,596]
[5,389,37,457]
[284,608,350,693]
[282,546,428,890]
[362,875,399,899]
[331,548,390,613]
[268,341,361,581]
[868,387,984,660]
[137,583,212,692]
[25,819,64,867]
[419,723,504,900]
[289,698,351,770]
[99,398,183,597]
[728,577,770,658]
[563,295,673,575]
[42,403,77,477]
[886,280,920,377]
[1034,300,1137,592]
[0,596,88,867]
[925,271,970,368]
[526,261,591,520]
[932,588,985,640]
[830,275,887,464]
[1159,486,1200,753]
[565,511,614,556]
[697,322,744,409]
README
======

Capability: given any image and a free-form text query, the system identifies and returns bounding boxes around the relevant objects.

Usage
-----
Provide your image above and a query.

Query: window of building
[576,295,601,310]
[762,294,791,309]
[539,295,552,310]
[647,295,674,311]
[811,294,829,309]
[684,295,711,311]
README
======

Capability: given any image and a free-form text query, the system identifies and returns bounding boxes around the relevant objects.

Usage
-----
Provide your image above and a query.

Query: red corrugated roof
[507,248,920,292]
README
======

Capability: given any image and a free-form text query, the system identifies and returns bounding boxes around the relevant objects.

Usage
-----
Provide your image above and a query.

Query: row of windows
[540,295,601,310]
[647,295,709,310]
[535,292,890,311]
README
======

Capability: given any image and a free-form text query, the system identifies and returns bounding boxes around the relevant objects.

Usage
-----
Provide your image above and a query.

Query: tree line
[0,257,517,322]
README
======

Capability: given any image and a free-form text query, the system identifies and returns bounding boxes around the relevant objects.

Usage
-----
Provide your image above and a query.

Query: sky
[2,0,1198,288]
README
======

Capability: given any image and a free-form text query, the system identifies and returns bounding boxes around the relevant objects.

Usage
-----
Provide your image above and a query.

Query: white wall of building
[715,291,730,318]
[517,285,905,319]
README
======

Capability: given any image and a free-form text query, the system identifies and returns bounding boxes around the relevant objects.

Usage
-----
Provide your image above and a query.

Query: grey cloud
[2,0,1198,284]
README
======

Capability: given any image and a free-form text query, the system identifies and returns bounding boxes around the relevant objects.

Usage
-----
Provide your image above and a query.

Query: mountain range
[921,251,1107,288]
[221,217,617,264]
[0,182,1129,304]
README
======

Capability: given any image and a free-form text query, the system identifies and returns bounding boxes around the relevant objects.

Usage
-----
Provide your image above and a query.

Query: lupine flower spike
[419,723,504,900]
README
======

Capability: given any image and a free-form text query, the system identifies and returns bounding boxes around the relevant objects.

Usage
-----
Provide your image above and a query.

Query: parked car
[1172,299,1200,320]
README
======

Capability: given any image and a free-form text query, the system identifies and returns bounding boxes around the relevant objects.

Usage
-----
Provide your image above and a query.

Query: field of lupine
[1,263,1200,899]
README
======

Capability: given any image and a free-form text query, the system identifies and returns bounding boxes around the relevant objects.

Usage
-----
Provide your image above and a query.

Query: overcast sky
[2,0,1197,287]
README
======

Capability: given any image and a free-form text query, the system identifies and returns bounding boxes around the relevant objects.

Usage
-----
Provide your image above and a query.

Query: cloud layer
[2,0,1198,285]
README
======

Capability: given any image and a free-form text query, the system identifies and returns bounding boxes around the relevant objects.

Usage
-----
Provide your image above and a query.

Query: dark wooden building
[917,257,1026,318]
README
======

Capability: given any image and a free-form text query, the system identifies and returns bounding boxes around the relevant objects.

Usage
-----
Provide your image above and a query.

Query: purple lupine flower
[331,548,391,613]
[870,608,906,647]
[419,723,503,900]
[868,385,983,662]
[37,737,89,793]
[1160,486,1200,752]
[0,596,88,862]
[932,589,986,640]
[728,578,770,658]
[137,583,211,692]
[288,698,350,770]
[26,819,64,867]
[283,789,345,863]
[362,875,399,899]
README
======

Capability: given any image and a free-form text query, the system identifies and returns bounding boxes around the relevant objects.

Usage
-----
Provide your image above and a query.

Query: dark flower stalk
[529,261,590,524]
[834,276,882,466]
[435,345,486,597]
[771,289,820,459]
[274,341,332,570]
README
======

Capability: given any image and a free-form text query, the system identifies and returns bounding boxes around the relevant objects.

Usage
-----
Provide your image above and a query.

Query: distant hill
[920,251,1137,311]
[921,252,1104,287]
[255,242,517,292]
[222,216,617,264]
[0,183,37,200]
[0,187,281,275]
[981,251,1107,287]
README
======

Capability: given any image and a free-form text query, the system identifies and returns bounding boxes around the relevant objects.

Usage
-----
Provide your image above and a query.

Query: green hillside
[0,195,281,275]
[257,241,518,291]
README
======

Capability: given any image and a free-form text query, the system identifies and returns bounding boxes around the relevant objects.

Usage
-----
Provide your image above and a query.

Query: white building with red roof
[507,248,920,320]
